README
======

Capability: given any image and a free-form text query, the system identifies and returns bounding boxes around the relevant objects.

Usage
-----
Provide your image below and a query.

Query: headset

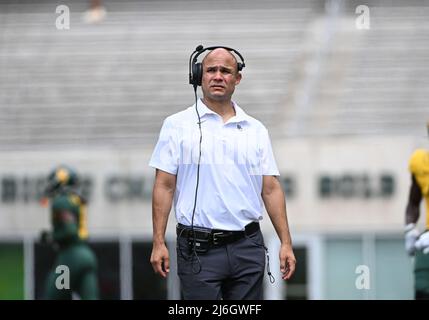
[189,45,246,89]
[184,45,246,273]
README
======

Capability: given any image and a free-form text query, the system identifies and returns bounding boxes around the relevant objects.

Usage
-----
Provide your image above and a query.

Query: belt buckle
[212,232,224,245]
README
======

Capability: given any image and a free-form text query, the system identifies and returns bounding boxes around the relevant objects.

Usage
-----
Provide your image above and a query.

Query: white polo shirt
[149,99,280,231]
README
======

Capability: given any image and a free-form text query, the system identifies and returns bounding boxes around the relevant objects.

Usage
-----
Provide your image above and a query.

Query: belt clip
[212,232,224,245]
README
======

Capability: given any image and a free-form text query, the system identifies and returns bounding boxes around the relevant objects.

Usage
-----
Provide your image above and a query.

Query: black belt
[177,222,260,247]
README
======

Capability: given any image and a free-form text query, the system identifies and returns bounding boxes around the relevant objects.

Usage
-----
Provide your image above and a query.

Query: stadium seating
[0,0,427,150]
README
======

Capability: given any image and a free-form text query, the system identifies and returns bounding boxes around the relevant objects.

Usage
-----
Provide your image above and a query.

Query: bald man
[149,47,296,300]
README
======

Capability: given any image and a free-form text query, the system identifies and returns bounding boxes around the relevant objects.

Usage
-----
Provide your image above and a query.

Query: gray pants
[176,229,266,300]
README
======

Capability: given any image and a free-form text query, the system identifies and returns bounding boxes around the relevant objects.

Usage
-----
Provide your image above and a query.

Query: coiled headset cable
[189,84,203,274]
[177,46,205,274]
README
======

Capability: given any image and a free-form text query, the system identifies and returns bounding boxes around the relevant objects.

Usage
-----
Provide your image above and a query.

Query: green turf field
[0,244,24,300]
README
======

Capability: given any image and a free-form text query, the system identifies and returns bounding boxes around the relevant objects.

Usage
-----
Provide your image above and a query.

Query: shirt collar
[231,102,250,123]
[196,99,250,124]
[196,99,217,117]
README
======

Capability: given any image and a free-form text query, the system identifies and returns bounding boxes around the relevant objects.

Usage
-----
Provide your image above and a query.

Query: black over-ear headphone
[188,45,246,89]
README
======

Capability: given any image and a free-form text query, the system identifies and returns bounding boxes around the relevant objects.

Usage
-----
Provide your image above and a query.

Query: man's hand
[415,230,429,254]
[150,243,170,278]
[405,223,419,256]
[279,244,296,280]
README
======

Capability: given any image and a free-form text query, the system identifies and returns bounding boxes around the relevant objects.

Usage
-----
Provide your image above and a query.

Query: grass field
[0,244,24,300]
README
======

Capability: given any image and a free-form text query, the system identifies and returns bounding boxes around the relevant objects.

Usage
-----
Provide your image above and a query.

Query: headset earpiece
[192,62,203,87]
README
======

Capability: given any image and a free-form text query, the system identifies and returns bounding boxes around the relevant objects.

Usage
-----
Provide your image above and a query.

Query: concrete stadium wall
[0,135,426,238]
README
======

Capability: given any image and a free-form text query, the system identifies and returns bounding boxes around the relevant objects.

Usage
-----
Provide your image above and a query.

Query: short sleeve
[149,118,179,175]
[409,149,425,175]
[259,127,280,176]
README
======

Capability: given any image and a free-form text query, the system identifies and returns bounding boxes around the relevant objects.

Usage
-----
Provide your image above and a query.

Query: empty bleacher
[0,0,427,151]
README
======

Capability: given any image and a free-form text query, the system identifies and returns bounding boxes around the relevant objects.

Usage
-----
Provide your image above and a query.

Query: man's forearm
[406,203,419,225]
[406,175,422,225]
[262,188,292,246]
[152,183,175,246]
